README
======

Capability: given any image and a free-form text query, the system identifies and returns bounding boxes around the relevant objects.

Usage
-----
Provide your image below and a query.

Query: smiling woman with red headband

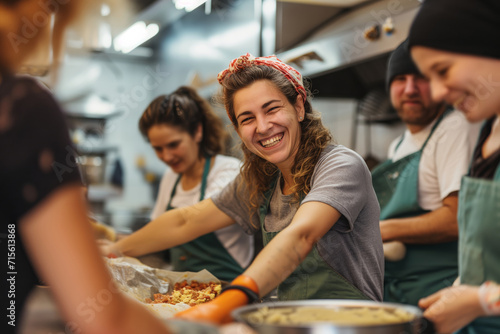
[102,53,384,324]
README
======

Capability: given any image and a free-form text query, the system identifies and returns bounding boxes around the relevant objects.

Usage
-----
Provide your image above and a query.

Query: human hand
[174,275,259,325]
[418,285,484,333]
[97,239,122,258]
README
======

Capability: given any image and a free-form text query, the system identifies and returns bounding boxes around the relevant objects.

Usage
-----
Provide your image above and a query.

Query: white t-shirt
[151,155,254,268]
[388,109,481,211]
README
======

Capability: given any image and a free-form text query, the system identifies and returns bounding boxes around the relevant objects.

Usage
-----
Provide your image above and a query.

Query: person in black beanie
[408,0,500,333]
[371,38,479,307]
[385,39,420,92]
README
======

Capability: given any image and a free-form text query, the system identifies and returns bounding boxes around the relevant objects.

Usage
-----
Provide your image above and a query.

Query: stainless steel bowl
[232,299,427,334]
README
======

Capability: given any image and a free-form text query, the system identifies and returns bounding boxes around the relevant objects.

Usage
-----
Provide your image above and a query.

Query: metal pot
[78,154,106,185]
[232,300,428,334]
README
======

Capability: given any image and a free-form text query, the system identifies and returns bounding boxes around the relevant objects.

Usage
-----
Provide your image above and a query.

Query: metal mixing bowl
[232,299,428,334]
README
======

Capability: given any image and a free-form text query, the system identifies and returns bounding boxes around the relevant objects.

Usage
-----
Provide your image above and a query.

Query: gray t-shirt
[212,145,384,301]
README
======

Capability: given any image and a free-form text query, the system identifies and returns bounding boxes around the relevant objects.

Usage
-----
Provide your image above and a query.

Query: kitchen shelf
[76,145,119,155]
[65,110,123,120]
[87,184,122,202]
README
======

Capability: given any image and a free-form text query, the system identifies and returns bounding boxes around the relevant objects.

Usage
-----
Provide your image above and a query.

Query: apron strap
[199,155,211,201]
[259,173,306,223]
[166,155,212,210]
[394,133,405,152]
[421,107,453,150]
[259,174,279,224]
[393,106,453,158]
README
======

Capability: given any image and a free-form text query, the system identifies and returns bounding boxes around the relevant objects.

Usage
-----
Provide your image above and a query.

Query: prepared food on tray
[244,306,415,326]
[146,280,221,307]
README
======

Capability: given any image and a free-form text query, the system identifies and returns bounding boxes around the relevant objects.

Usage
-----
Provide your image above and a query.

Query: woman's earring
[299,116,303,121]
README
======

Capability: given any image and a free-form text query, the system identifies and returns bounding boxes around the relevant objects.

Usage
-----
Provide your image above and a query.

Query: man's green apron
[454,160,500,334]
[258,176,369,301]
[371,111,458,306]
[167,156,244,282]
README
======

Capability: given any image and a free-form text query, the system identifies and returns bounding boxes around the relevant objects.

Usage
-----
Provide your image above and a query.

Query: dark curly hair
[139,86,228,158]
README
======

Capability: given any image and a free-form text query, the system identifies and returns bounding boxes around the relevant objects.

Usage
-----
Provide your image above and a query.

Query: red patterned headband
[217,53,307,104]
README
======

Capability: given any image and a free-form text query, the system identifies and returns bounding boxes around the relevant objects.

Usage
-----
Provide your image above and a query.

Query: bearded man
[371,38,480,306]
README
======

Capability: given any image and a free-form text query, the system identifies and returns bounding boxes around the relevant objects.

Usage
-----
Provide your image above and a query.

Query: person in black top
[0,1,172,333]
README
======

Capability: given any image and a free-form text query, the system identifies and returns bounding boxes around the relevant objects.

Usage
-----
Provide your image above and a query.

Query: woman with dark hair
[408,0,500,332]
[0,0,171,333]
[102,54,383,325]
[136,86,253,281]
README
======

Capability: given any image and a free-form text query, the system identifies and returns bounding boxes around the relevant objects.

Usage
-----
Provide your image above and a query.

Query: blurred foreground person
[0,1,172,333]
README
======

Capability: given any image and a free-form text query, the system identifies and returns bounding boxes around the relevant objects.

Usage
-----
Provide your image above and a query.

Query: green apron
[167,156,244,282]
[454,160,500,334]
[259,176,368,301]
[371,110,458,306]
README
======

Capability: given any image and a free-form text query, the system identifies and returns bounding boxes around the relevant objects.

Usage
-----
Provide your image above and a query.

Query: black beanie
[385,38,420,91]
[408,0,500,60]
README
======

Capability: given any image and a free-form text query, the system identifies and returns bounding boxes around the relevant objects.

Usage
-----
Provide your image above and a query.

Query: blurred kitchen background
[25,0,422,233]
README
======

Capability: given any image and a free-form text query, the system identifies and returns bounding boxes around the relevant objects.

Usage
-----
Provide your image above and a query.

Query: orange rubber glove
[174,275,259,325]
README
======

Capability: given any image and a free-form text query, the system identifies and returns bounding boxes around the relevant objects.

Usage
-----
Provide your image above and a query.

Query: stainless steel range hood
[276,0,422,98]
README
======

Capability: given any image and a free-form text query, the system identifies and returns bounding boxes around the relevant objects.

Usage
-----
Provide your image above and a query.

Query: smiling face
[233,80,305,171]
[147,124,202,174]
[411,46,500,123]
[390,73,443,132]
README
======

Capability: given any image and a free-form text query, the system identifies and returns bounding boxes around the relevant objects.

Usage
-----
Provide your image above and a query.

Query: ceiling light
[113,21,159,54]
[173,0,207,12]
[101,4,111,17]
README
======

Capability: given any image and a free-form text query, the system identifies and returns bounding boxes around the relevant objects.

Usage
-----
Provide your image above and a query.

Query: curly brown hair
[139,86,228,158]
[217,66,333,217]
